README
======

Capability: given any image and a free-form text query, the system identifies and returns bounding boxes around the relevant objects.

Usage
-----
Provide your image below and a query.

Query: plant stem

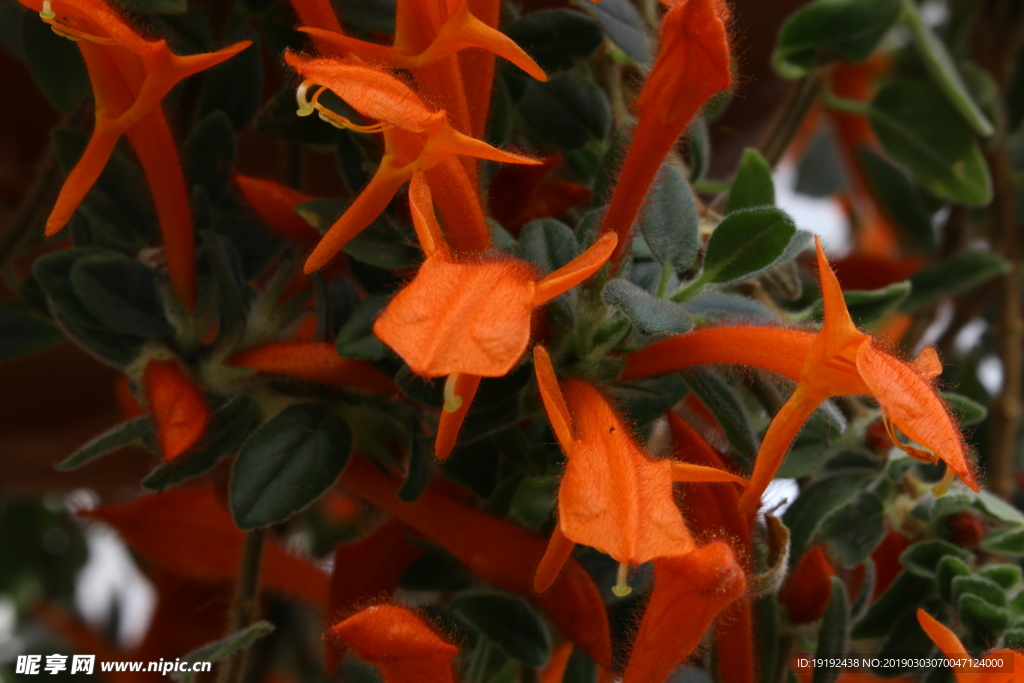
[761,72,824,168]
[217,529,266,683]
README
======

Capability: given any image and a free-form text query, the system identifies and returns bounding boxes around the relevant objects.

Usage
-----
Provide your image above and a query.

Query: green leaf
[603,280,692,335]
[70,253,174,339]
[185,111,237,202]
[981,528,1024,556]
[452,594,551,667]
[773,0,902,78]
[518,69,611,149]
[727,149,775,213]
[816,492,886,566]
[900,540,971,578]
[174,622,274,683]
[579,0,650,64]
[858,149,936,254]
[639,164,700,272]
[952,574,1007,608]
[870,607,938,674]
[143,396,262,492]
[699,208,797,285]
[21,10,89,113]
[0,303,64,363]
[400,552,474,592]
[398,431,430,504]
[869,80,992,206]
[199,29,261,131]
[783,470,874,561]
[901,251,1010,313]
[686,118,711,183]
[345,216,421,270]
[607,374,690,427]
[936,555,973,602]
[942,392,987,427]
[230,404,353,530]
[336,294,389,360]
[899,0,993,137]
[203,232,249,346]
[57,416,153,471]
[978,565,1022,591]
[503,10,603,74]
[795,133,845,198]
[813,578,850,683]
[958,593,1010,637]
[520,219,579,275]
[852,572,935,639]
[680,369,759,463]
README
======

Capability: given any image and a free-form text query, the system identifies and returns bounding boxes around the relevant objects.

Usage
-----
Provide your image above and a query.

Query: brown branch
[217,529,266,683]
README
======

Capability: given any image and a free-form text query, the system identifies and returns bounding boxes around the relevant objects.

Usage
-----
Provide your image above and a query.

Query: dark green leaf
[783,470,874,561]
[54,311,146,367]
[680,369,759,463]
[230,404,353,530]
[33,249,105,327]
[607,374,690,427]
[57,416,153,471]
[936,555,973,602]
[143,396,262,492]
[639,164,700,272]
[681,291,777,324]
[699,208,797,285]
[686,118,711,183]
[900,0,992,137]
[199,30,261,131]
[503,10,603,74]
[870,606,938,674]
[773,0,902,78]
[581,0,651,64]
[203,231,249,346]
[813,578,849,683]
[520,218,578,275]
[21,10,89,113]
[0,302,63,363]
[400,553,474,592]
[942,393,987,427]
[727,149,775,213]
[395,367,443,408]
[817,492,886,566]
[978,565,1021,590]
[398,432,430,503]
[952,574,1007,608]
[255,87,337,146]
[175,622,274,683]
[345,216,421,270]
[795,133,845,198]
[452,594,551,667]
[71,253,173,339]
[185,111,236,202]
[603,279,692,335]
[858,149,936,253]
[958,593,1010,637]
[334,0,395,33]
[900,540,971,578]
[852,572,935,639]
[518,69,611,149]
[901,251,1011,313]
[869,80,992,206]
[777,412,843,478]
[981,528,1024,556]
[336,294,389,360]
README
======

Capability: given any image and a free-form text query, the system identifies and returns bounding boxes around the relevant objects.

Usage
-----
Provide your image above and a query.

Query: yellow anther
[611,562,632,597]
[39,3,117,45]
[443,373,463,413]
[40,1,55,20]
[296,81,316,117]
[931,466,956,497]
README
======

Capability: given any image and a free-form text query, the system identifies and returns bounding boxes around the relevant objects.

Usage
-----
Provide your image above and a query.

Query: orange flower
[284,53,539,272]
[532,345,747,596]
[329,605,460,683]
[142,359,210,461]
[600,0,731,266]
[83,488,330,606]
[339,454,613,667]
[490,155,592,233]
[916,609,1024,683]
[622,236,977,511]
[373,173,618,459]
[19,0,250,309]
[235,175,321,246]
[621,541,747,683]
[778,546,836,624]
[226,342,397,394]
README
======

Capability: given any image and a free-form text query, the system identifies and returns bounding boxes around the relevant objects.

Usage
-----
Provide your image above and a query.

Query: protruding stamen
[881,410,934,463]
[611,562,632,597]
[931,465,957,497]
[296,81,316,117]
[40,1,55,20]
[443,373,463,413]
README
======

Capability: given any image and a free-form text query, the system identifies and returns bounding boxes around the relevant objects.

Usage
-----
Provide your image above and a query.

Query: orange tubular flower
[374,173,618,460]
[284,53,539,272]
[622,236,978,511]
[19,0,250,310]
[622,541,747,683]
[226,342,397,394]
[916,609,1024,683]
[778,546,836,624]
[532,345,747,596]
[600,0,731,266]
[339,454,613,667]
[329,605,460,683]
[142,359,210,461]
[235,175,321,246]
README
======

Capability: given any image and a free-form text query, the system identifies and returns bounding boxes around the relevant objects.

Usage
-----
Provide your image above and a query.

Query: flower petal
[534,233,617,305]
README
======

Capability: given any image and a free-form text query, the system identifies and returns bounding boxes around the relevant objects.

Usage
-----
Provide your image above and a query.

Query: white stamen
[40,1,56,19]
[612,562,632,597]
[295,81,315,117]
[443,373,463,413]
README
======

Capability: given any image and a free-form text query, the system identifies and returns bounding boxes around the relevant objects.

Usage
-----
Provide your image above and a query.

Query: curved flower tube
[226,342,397,394]
[916,609,1024,683]
[19,0,250,310]
[622,236,977,511]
